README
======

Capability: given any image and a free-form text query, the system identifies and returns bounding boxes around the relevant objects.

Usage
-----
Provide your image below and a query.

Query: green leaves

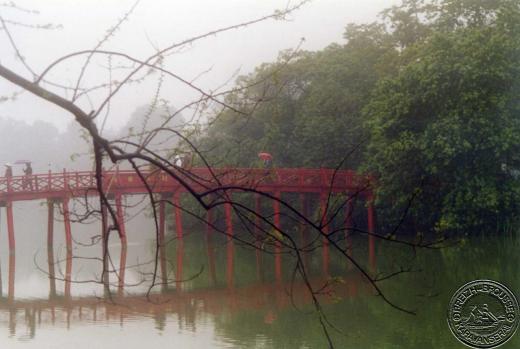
[365,1,520,233]
[199,0,520,234]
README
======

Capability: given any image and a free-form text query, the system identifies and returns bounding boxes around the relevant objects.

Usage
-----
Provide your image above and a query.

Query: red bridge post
[255,193,263,281]
[115,194,127,295]
[320,192,330,276]
[101,202,109,289]
[115,194,126,244]
[345,196,353,247]
[62,198,72,253]
[226,239,234,289]
[62,197,72,298]
[8,252,15,302]
[118,242,127,297]
[47,200,54,249]
[173,192,183,239]
[176,239,184,291]
[65,248,72,299]
[300,193,310,269]
[367,192,376,270]
[225,200,233,241]
[345,195,354,270]
[47,200,56,297]
[159,199,165,244]
[6,201,14,255]
[273,191,281,283]
[206,228,217,286]
[206,205,213,235]
[254,194,261,239]
[158,198,167,291]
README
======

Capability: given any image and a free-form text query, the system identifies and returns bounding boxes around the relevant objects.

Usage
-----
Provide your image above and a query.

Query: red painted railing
[0,168,373,201]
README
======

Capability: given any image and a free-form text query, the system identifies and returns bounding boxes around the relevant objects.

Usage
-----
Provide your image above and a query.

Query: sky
[0,0,399,132]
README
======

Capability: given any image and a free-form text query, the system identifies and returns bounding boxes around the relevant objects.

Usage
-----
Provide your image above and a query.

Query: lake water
[0,199,518,348]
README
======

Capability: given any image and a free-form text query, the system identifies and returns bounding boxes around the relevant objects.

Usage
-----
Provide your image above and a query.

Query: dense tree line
[198,0,520,235]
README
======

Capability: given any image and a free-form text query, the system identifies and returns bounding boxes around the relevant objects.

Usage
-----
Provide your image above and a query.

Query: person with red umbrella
[258,152,273,168]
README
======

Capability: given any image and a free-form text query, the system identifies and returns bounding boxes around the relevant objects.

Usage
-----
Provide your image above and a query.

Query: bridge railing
[0,171,96,194]
[0,168,373,197]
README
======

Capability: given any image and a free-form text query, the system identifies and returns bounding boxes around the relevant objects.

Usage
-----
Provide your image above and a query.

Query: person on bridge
[258,152,273,169]
[23,162,33,190]
[4,164,12,178]
[173,154,183,167]
[182,152,193,169]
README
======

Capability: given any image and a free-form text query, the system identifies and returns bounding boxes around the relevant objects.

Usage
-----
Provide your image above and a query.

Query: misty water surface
[0,199,516,348]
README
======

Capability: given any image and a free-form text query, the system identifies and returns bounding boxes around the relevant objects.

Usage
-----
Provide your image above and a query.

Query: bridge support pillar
[114,194,127,294]
[225,200,233,241]
[62,198,72,297]
[226,239,234,289]
[47,200,56,298]
[101,202,109,290]
[299,193,310,269]
[8,252,14,302]
[115,194,126,244]
[4,201,14,302]
[255,194,263,281]
[254,194,261,238]
[64,249,72,299]
[206,206,213,235]
[159,199,168,291]
[320,192,330,276]
[118,242,127,297]
[6,201,14,254]
[206,229,217,286]
[159,199,165,244]
[299,193,307,238]
[176,239,184,292]
[345,196,353,247]
[345,195,354,269]
[173,192,183,239]
[367,194,376,270]
[273,191,281,283]
[62,198,72,253]
[206,193,214,235]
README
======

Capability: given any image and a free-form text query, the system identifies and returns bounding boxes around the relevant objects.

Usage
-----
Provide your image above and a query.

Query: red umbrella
[258,152,273,161]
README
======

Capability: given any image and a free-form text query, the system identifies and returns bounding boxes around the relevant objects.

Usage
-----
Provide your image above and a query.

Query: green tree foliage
[200,23,396,169]
[200,0,520,234]
[365,0,520,233]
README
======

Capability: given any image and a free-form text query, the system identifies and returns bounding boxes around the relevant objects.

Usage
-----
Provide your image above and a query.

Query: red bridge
[0,167,376,297]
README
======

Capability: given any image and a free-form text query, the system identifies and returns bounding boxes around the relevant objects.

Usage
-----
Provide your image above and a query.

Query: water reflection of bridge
[0,274,365,338]
[0,230,370,338]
